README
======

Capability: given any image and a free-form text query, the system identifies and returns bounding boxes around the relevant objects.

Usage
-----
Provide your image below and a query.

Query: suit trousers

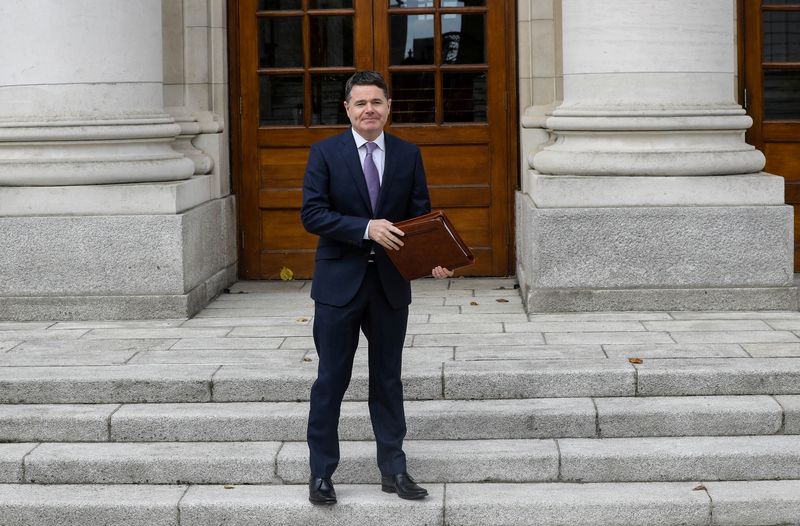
[307,263,409,478]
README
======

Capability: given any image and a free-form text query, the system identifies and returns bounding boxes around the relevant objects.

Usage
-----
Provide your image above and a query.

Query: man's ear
[387,99,392,112]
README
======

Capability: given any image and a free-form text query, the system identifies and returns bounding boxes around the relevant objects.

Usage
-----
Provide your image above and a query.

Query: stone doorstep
[2,358,800,404]
[5,435,800,486]
[0,395,793,444]
[2,481,800,525]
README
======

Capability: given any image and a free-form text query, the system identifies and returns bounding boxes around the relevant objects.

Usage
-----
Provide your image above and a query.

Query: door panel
[742,0,800,269]
[235,0,515,279]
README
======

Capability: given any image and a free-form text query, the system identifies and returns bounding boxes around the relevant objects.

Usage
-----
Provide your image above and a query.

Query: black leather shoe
[381,472,428,500]
[308,476,336,505]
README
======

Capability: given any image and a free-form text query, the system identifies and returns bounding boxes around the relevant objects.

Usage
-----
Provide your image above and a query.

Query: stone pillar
[0,0,237,320]
[0,0,194,185]
[516,0,795,311]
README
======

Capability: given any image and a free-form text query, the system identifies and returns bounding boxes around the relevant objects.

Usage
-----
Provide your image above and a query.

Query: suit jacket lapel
[376,133,397,216]
[338,130,374,215]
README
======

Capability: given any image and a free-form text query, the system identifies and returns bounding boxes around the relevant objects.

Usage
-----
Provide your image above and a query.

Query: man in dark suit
[301,71,452,505]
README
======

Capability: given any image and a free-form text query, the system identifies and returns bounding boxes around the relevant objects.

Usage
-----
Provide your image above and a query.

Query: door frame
[226,0,519,279]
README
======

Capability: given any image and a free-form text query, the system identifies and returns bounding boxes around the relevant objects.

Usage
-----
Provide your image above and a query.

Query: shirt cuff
[363,220,371,240]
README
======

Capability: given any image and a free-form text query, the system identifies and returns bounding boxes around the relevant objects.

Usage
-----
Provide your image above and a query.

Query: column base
[515,192,796,312]
[0,196,237,320]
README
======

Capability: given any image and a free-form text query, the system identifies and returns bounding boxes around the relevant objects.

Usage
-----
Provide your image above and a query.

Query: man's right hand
[368,219,405,251]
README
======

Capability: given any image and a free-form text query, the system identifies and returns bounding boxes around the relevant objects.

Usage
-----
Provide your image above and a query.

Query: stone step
[5,435,800,485]
[2,481,799,525]
[1,357,800,403]
[1,395,796,443]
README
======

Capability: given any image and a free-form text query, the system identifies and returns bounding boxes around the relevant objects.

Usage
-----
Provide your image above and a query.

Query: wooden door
[742,0,800,268]
[233,0,516,279]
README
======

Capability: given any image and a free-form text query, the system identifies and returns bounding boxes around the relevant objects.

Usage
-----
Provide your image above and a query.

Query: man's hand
[432,266,454,279]
[368,219,405,251]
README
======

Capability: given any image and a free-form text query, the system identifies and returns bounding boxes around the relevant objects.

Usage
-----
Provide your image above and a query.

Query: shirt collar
[351,128,385,151]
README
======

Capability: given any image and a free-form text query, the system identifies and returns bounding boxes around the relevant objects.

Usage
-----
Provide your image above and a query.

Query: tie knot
[366,142,377,154]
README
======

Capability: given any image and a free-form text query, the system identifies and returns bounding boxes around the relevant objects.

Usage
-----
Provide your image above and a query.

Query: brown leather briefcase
[386,210,475,280]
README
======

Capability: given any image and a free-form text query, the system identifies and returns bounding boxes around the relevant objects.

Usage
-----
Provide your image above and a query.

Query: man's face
[344,84,391,141]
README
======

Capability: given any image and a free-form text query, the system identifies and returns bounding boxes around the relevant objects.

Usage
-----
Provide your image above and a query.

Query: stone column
[0,0,236,320]
[0,0,194,185]
[516,0,795,311]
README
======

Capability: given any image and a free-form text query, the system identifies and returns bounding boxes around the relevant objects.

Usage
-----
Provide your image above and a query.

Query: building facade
[0,0,797,320]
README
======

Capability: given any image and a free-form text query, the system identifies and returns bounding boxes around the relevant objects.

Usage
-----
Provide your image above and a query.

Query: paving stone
[170,337,285,350]
[544,332,675,345]
[414,288,473,297]
[408,305,460,315]
[444,360,635,399]
[0,350,137,366]
[0,484,185,526]
[226,326,314,338]
[415,333,544,347]
[0,444,37,483]
[49,320,186,330]
[558,435,800,482]
[281,335,414,349]
[0,365,218,403]
[349,347,454,365]
[603,344,747,359]
[0,341,21,352]
[411,278,451,291]
[0,329,88,340]
[635,358,800,395]
[775,395,800,434]
[180,317,314,328]
[642,320,772,331]
[595,396,781,437]
[428,313,529,323]
[180,484,444,526]
[0,404,117,442]
[211,362,442,402]
[195,308,314,318]
[447,298,525,309]
[455,345,604,361]
[203,301,317,310]
[25,442,281,484]
[405,322,504,335]
[0,322,55,330]
[669,331,800,343]
[9,339,177,353]
[444,482,709,526]
[448,278,517,289]
[669,311,800,320]
[528,312,672,321]
[83,328,231,339]
[110,398,596,442]
[741,342,800,357]
[705,480,800,526]
[129,349,308,365]
[228,281,307,292]
[506,321,646,333]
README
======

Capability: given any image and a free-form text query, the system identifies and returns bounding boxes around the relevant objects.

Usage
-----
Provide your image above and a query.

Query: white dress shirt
[353,129,386,240]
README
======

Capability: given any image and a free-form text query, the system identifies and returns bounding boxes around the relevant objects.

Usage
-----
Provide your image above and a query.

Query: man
[301,70,453,505]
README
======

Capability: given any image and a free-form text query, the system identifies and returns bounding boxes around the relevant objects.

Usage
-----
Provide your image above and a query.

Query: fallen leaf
[628,358,643,364]
[224,485,235,489]
[303,357,313,362]
[279,266,294,281]
[693,484,706,491]
[296,317,309,323]
[496,298,509,303]
[469,301,479,306]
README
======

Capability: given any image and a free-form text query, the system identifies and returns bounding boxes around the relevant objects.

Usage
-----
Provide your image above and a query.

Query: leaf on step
[496,298,509,303]
[628,357,643,364]
[303,357,313,362]
[296,317,309,323]
[224,485,236,489]
[693,484,706,491]
[469,301,479,306]
[279,266,294,281]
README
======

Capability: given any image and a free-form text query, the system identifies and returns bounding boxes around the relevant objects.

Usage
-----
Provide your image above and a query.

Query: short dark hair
[344,71,389,101]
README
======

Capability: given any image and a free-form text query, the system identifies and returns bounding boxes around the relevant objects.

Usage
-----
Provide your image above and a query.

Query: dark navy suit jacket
[300,130,431,309]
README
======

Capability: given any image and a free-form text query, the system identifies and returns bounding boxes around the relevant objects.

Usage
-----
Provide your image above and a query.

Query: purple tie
[364,142,380,213]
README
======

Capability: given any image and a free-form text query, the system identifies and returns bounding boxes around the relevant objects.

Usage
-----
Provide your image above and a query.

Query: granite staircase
[1,279,800,525]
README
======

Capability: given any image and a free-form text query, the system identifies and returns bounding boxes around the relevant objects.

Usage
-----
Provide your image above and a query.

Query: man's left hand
[432,266,454,279]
